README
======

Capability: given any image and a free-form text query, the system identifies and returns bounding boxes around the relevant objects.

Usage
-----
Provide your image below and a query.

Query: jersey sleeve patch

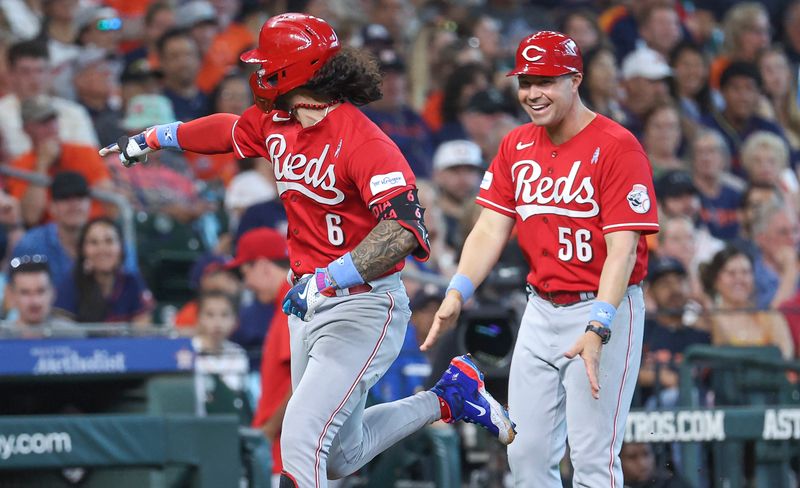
[626,184,652,214]
[480,171,493,190]
[369,171,407,196]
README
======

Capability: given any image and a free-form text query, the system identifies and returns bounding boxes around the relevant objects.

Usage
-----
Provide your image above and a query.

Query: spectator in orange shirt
[195,4,263,94]
[227,227,291,487]
[8,95,112,227]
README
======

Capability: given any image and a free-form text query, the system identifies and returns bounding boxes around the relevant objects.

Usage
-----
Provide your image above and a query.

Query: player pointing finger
[104,13,515,487]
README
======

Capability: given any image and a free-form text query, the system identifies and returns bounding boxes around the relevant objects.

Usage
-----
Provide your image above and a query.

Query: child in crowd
[192,290,249,418]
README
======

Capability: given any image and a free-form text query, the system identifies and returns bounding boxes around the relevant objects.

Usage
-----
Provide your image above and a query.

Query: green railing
[624,345,800,488]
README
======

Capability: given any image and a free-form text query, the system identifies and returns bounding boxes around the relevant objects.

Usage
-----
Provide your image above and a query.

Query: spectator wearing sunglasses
[76,6,124,67]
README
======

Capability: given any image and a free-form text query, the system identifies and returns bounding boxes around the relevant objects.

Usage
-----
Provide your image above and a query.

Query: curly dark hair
[699,245,753,298]
[302,46,383,106]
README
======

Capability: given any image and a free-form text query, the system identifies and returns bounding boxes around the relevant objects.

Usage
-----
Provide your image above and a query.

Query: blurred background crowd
[1,0,800,486]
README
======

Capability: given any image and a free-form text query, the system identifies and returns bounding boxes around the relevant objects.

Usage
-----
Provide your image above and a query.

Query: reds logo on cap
[508,31,583,78]
[521,45,546,63]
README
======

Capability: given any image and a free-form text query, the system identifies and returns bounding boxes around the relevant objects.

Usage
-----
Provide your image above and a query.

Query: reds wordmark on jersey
[230,104,417,276]
[477,114,659,291]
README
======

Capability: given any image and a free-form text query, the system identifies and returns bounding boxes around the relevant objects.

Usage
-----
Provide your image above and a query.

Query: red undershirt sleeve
[176,113,239,154]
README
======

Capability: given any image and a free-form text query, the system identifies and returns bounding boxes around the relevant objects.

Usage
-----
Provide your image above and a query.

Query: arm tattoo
[351,220,418,282]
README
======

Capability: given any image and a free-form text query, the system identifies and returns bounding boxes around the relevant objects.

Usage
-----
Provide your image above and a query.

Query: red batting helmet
[240,13,341,111]
[507,31,583,77]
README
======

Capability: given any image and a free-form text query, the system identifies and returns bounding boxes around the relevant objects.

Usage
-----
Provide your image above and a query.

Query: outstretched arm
[99,113,241,161]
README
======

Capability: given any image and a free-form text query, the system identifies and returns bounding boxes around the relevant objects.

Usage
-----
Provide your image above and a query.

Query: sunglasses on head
[10,254,48,269]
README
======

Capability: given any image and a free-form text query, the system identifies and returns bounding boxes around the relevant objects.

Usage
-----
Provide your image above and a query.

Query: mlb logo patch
[627,184,651,214]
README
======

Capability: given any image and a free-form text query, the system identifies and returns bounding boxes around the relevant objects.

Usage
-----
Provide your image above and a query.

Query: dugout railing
[625,344,800,488]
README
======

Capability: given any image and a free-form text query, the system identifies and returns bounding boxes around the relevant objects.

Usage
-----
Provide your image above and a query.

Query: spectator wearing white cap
[176,1,219,58]
[224,169,277,233]
[620,45,673,138]
[76,6,123,58]
[73,48,123,147]
[75,6,125,97]
[432,139,484,250]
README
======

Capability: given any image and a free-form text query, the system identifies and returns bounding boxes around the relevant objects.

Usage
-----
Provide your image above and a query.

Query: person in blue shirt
[234,199,287,243]
[54,217,154,325]
[11,172,90,287]
[690,129,744,240]
[640,256,710,408]
[157,28,209,122]
[702,62,790,175]
[748,202,800,310]
[361,49,436,178]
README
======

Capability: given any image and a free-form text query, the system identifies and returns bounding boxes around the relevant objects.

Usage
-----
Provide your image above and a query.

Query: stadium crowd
[1,0,800,486]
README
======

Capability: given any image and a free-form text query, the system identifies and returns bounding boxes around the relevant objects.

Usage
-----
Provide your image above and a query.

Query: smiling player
[422,31,659,486]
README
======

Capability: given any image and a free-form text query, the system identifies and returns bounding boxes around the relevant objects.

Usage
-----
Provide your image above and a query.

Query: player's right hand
[98,128,161,167]
[281,270,333,322]
[420,290,462,351]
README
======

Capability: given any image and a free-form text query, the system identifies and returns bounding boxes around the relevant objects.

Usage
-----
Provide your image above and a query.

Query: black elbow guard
[370,187,431,261]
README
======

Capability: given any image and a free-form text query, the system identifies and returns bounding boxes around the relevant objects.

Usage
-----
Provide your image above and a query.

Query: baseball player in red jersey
[100,13,514,488]
[421,31,659,486]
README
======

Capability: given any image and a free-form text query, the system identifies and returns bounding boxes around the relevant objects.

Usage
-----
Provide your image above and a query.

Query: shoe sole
[452,355,517,445]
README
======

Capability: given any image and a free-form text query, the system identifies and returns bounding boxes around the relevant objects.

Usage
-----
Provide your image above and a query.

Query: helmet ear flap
[249,70,279,113]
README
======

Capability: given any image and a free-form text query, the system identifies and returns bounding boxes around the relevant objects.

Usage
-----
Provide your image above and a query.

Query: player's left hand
[564,330,603,400]
[420,290,463,351]
[281,269,334,321]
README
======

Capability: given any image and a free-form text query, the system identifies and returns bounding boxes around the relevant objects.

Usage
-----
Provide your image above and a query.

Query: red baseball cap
[507,31,583,78]
[226,227,289,269]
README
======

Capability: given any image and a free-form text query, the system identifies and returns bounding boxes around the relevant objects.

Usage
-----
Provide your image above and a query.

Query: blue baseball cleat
[431,354,516,445]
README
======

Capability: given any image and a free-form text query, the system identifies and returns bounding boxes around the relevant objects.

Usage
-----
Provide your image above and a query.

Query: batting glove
[282,268,335,321]
[99,122,182,167]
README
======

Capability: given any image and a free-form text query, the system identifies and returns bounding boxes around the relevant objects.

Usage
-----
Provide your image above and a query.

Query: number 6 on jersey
[326,213,345,246]
[557,227,592,262]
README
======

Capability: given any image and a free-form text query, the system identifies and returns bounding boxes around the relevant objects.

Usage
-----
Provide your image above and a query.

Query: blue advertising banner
[0,337,195,376]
